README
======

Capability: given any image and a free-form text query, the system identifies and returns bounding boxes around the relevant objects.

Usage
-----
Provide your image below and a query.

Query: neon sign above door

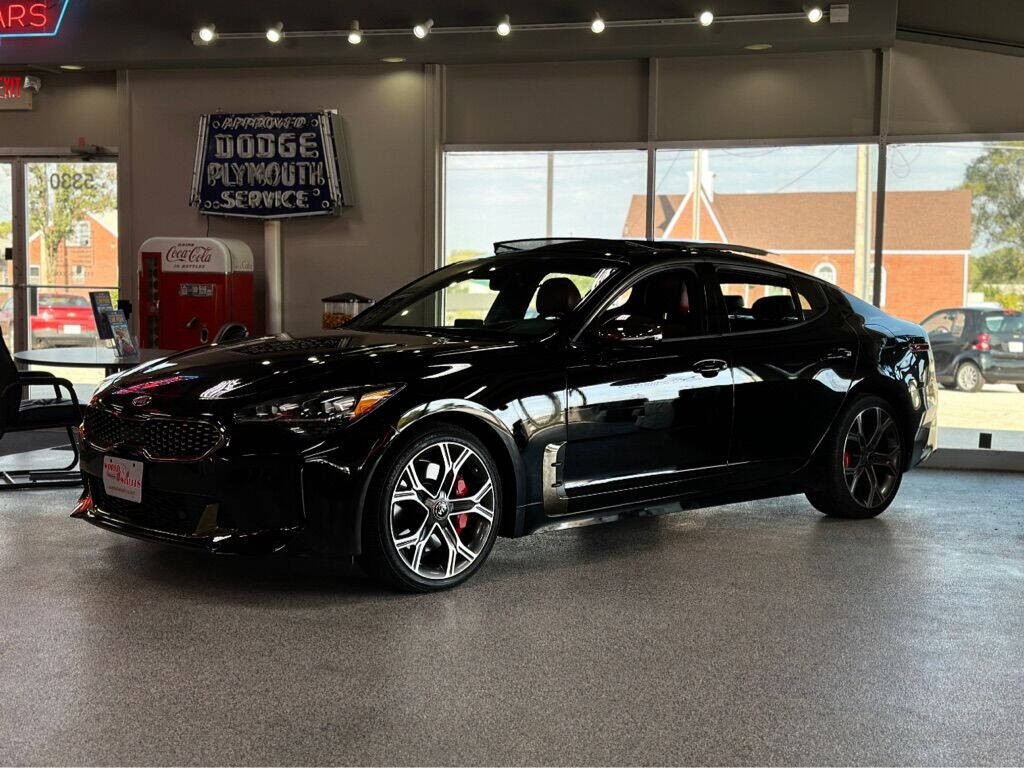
[0,0,70,38]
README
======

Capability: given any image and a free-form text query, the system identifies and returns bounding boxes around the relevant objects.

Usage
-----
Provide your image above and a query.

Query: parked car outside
[0,293,98,348]
[921,307,1024,392]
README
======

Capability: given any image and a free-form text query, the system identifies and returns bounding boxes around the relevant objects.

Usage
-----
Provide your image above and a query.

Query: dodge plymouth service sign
[189,111,349,219]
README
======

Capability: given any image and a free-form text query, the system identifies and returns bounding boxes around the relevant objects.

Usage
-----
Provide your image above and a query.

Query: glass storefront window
[649,145,879,302]
[24,161,118,396]
[886,142,1024,433]
[444,150,648,263]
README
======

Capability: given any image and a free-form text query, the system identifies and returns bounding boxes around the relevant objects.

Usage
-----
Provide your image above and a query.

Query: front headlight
[234,385,403,425]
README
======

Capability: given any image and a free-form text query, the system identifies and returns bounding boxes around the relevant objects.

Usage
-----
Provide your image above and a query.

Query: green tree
[964,143,1024,251]
[0,220,11,241]
[963,144,1024,306]
[27,163,116,286]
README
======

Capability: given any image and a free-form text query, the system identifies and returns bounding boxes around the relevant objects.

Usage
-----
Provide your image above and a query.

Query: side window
[593,268,704,341]
[948,311,966,337]
[715,269,805,332]
[922,312,950,334]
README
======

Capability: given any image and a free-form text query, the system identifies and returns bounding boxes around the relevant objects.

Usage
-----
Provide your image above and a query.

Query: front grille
[89,478,213,536]
[82,407,224,461]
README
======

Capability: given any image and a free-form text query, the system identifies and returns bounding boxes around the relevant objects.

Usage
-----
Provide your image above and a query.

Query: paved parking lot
[937,384,1024,431]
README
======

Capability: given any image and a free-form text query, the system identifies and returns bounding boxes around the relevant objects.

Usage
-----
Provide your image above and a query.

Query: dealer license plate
[1009,341,1024,354]
[102,456,143,503]
[63,324,81,334]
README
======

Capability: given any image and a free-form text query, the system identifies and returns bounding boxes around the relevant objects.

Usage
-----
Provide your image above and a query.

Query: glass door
[22,160,118,395]
[0,161,15,351]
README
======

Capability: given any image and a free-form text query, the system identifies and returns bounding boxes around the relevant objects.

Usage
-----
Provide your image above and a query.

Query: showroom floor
[0,469,1021,765]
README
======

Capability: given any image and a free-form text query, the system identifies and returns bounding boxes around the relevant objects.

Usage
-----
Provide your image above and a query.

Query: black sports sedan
[74,238,938,591]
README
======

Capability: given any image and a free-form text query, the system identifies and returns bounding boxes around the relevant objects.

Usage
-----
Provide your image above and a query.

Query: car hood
[95,329,520,410]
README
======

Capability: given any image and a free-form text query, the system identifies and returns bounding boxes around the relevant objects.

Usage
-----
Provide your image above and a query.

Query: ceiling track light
[199,11,827,45]
[413,19,434,38]
[195,24,216,44]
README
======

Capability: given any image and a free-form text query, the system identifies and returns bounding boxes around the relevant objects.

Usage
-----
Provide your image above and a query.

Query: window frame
[573,259,717,345]
[707,263,829,337]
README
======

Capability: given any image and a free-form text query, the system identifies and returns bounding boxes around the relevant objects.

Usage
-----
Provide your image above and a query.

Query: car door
[921,309,964,377]
[561,263,733,513]
[709,264,858,484]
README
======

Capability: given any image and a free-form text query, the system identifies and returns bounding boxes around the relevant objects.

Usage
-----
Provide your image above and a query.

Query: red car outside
[0,293,98,347]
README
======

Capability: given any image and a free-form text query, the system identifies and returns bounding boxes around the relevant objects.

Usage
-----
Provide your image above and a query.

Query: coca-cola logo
[166,243,214,263]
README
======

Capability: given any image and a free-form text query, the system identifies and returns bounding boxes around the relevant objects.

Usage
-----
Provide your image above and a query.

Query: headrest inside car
[723,295,745,313]
[536,277,582,318]
[751,295,798,321]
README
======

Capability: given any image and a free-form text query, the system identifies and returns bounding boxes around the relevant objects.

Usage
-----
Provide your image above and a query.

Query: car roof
[492,237,774,268]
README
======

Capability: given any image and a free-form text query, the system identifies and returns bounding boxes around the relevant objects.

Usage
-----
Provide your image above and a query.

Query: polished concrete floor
[1,469,1022,766]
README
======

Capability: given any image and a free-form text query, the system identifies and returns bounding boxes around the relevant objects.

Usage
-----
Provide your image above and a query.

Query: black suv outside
[922,307,1024,392]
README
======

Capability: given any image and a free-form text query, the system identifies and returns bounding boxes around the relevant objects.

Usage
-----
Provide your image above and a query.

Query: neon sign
[0,0,70,38]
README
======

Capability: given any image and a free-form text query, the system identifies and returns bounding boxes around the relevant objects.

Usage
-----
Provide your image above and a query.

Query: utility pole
[853,144,872,299]
[692,149,703,240]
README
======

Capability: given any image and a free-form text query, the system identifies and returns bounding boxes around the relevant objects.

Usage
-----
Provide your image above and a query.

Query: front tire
[357,426,502,591]
[806,395,904,519]
[955,361,984,392]
[1016,384,1024,393]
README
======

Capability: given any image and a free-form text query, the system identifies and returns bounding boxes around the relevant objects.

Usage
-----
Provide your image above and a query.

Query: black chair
[0,332,82,489]
[214,322,249,343]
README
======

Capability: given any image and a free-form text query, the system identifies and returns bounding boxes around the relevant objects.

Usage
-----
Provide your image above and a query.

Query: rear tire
[357,426,502,592]
[806,395,904,519]
[955,361,984,392]
[1017,384,1024,393]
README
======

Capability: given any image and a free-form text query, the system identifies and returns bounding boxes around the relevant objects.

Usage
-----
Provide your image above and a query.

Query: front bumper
[73,431,374,557]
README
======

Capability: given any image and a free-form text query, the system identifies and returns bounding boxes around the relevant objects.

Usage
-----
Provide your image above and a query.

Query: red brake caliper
[453,475,470,534]
[843,450,852,469]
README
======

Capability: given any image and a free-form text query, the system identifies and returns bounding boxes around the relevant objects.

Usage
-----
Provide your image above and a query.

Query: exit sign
[0,75,33,110]
[0,0,70,38]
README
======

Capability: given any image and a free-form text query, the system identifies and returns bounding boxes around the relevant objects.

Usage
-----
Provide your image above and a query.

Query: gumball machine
[322,293,373,330]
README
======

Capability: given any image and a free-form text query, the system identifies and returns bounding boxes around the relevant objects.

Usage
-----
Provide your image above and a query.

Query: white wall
[123,65,426,336]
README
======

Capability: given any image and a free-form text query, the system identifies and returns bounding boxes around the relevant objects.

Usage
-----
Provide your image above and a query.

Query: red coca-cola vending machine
[138,237,254,350]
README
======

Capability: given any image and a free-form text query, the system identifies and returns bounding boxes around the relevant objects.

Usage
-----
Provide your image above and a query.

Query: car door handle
[824,347,852,361]
[692,359,728,377]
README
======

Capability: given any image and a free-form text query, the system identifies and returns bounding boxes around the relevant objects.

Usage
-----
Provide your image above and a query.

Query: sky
[444,142,995,257]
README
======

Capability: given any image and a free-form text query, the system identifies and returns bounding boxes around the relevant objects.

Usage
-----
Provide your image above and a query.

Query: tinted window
[983,312,1024,334]
[715,269,818,332]
[593,268,704,341]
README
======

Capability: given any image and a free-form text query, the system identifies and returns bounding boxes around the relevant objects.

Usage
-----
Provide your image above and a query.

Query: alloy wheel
[389,440,496,580]
[842,406,901,508]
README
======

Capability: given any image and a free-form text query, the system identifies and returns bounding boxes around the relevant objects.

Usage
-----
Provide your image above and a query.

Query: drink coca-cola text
[165,243,214,264]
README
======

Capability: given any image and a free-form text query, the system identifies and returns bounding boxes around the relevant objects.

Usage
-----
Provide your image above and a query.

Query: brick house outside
[623,189,971,323]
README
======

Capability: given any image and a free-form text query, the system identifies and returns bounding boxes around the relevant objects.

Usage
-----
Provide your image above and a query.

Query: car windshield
[350,256,620,337]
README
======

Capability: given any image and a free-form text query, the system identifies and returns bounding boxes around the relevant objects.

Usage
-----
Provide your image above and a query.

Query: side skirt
[521,477,809,536]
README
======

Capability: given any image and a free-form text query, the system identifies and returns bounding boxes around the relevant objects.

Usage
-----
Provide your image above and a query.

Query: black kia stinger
[74,238,938,590]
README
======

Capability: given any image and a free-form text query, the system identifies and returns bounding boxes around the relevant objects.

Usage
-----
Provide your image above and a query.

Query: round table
[13,347,176,377]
